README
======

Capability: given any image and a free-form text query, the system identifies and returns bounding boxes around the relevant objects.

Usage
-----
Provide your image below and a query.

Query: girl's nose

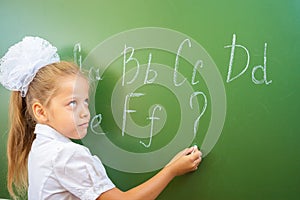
[80,105,90,118]
[80,112,89,118]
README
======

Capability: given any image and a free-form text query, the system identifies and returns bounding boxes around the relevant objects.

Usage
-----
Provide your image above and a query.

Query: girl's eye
[84,98,89,105]
[68,100,77,107]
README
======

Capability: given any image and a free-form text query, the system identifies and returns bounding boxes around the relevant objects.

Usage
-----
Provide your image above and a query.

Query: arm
[98,147,202,200]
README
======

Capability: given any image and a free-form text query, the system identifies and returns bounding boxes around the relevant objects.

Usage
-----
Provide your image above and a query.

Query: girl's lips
[78,122,89,128]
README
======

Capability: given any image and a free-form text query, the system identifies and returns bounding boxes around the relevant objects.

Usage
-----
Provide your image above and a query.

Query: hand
[165,146,202,177]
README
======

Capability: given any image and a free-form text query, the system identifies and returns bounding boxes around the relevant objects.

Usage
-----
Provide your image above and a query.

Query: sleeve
[53,143,115,200]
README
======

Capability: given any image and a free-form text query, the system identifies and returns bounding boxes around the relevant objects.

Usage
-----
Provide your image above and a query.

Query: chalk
[191,145,198,154]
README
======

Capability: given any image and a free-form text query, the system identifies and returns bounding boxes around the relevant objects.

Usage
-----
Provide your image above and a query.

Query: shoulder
[53,142,93,166]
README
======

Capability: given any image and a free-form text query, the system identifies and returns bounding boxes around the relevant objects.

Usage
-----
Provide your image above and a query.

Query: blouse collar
[34,124,71,143]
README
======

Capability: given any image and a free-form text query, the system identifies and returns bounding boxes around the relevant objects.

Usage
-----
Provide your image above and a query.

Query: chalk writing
[122,45,140,86]
[89,39,210,148]
[225,34,272,85]
[192,60,203,85]
[224,34,250,83]
[140,104,162,148]
[144,53,158,84]
[90,114,105,135]
[174,39,190,86]
[73,43,82,70]
[252,43,272,84]
[85,33,271,150]
[122,92,145,137]
[190,92,207,137]
[89,67,102,82]
[121,39,205,88]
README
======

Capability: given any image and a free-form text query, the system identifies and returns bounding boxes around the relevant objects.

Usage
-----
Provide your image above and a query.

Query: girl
[0,36,202,200]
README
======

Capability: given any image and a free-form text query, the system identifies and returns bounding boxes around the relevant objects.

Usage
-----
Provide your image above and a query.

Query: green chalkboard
[1,0,299,199]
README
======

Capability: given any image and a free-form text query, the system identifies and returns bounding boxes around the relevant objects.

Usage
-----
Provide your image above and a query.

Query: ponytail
[7,91,35,199]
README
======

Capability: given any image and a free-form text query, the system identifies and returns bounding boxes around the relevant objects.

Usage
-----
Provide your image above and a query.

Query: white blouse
[28,124,115,200]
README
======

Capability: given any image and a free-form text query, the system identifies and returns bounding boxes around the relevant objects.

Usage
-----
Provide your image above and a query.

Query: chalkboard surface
[1,0,299,199]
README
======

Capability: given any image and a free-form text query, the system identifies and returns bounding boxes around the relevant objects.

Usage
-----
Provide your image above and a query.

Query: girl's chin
[71,130,88,140]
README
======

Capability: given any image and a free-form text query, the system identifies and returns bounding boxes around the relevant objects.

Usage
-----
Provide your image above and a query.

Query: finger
[192,161,199,171]
[184,147,195,155]
[190,150,201,160]
[197,156,202,164]
[193,154,202,167]
[192,158,201,170]
[183,147,192,154]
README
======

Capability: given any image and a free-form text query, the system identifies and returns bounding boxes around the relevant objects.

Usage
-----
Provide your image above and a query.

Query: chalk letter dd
[225,34,272,85]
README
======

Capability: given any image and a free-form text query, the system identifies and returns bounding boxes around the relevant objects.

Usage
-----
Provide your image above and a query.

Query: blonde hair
[7,61,83,199]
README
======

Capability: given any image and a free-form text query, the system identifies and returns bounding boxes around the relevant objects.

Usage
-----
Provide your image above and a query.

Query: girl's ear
[32,102,48,123]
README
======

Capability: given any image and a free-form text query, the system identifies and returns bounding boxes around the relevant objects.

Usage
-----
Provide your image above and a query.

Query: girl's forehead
[60,74,88,85]
[55,75,89,94]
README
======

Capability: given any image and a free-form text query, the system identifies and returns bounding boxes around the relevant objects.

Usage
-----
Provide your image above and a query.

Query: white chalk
[191,145,198,154]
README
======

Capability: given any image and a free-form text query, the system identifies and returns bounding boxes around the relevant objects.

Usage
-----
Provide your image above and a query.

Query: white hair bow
[0,36,60,97]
